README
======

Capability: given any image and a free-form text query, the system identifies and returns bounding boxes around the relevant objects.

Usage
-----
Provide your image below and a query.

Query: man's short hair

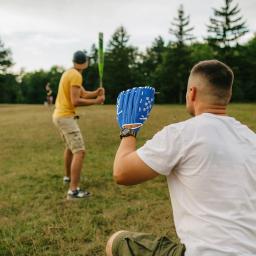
[190,60,234,105]
[191,60,234,91]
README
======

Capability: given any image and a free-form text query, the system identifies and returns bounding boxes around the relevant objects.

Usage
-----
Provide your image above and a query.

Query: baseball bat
[98,32,104,88]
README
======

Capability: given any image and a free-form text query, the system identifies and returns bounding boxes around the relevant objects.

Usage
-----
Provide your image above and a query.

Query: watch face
[120,128,136,138]
[122,128,130,136]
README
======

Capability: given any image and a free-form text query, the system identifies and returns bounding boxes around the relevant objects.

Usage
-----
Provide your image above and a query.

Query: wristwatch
[120,128,137,139]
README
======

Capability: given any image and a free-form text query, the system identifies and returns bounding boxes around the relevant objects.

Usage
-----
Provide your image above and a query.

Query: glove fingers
[132,87,142,126]
[117,91,124,127]
[116,86,155,132]
[144,87,155,117]
[127,89,134,126]
[138,87,152,122]
[122,89,130,127]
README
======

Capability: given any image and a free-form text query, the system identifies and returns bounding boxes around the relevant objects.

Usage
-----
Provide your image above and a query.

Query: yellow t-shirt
[53,68,82,118]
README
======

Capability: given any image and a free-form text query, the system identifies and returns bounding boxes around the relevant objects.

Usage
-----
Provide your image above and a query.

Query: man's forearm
[113,86,158,185]
[81,90,98,99]
[113,137,136,177]
[113,136,158,185]
[74,97,98,106]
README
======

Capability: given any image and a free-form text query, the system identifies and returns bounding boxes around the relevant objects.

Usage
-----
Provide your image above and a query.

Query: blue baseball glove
[116,86,155,133]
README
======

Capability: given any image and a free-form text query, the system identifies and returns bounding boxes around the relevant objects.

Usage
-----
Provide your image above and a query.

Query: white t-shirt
[137,113,256,256]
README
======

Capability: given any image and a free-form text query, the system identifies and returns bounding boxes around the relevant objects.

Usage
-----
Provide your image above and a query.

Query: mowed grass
[0,104,255,256]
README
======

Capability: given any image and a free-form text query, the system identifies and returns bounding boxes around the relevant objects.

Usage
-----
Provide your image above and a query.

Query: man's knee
[106,230,128,256]
[73,149,85,158]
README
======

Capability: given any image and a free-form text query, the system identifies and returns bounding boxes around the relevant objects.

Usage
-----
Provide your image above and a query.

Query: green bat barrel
[98,32,104,87]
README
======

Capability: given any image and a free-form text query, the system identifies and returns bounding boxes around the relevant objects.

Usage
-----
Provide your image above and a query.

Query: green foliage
[156,46,191,104]
[0,74,22,103]
[0,37,19,103]
[138,36,166,90]
[83,44,101,91]
[20,70,49,104]
[190,43,215,63]
[232,36,256,102]
[20,66,64,104]
[48,66,65,96]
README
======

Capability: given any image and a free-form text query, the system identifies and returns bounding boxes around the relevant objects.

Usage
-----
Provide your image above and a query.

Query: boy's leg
[70,150,85,191]
[53,117,90,198]
[64,148,73,179]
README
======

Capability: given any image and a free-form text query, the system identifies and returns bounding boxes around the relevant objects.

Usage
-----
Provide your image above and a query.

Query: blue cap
[73,51,87,64]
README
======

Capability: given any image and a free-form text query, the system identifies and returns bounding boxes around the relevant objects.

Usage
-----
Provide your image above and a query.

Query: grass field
[0,104,255,256]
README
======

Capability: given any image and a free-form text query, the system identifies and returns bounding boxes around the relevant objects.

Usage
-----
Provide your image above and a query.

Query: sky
[0,0,255,72]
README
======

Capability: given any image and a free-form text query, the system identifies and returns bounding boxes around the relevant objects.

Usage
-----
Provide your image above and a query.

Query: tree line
[0,0,256,104]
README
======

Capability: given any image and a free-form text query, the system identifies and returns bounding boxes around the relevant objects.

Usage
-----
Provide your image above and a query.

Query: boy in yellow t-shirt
[53,50,105,200]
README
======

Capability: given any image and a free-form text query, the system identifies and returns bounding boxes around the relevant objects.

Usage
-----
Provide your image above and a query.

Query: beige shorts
[53,116,85,154]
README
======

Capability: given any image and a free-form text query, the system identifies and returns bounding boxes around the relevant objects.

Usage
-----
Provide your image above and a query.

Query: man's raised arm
[71,86,104,106]
[113,87,158,185]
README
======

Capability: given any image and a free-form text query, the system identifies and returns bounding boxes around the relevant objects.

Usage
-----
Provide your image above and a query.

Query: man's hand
[116,87,155,134]
[96,95,105,104]
[71,86,104,106]
[97,87,105,96]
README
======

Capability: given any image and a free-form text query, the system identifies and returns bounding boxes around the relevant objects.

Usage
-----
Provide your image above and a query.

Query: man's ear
[190,86,197,101]
[226,89,232,104]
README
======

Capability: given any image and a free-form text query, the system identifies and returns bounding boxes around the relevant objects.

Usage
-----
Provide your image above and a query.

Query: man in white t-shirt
[106,60,256,256]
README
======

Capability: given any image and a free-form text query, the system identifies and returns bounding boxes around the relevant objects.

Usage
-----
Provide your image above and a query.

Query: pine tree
[104,26,138,103]
[109,26,129,50]
[169,5,195,47]
[207,0,248,48]
[0,37,17,103]
[139,36,166,87]
[0,37,13,73]
[158,5,194,103]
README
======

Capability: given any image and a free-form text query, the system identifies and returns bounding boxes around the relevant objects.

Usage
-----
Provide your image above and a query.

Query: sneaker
[63,176,71,185]
[66,189,91,200]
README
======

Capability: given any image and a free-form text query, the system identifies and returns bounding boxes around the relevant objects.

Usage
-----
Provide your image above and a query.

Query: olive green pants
[112,231,186,256]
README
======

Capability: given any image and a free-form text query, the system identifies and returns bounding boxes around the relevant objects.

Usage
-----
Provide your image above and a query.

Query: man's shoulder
[164,114,213,134]
[64,68,82,78]
[166,117,195,131]
[169,113,255,137]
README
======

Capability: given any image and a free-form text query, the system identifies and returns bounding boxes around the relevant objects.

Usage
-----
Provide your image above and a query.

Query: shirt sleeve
[70,70,82,87]
[137,125,183,176]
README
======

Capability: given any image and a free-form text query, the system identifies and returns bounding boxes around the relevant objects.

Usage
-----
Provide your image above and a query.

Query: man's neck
[195,103,228,116]
[73,66,83,74]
